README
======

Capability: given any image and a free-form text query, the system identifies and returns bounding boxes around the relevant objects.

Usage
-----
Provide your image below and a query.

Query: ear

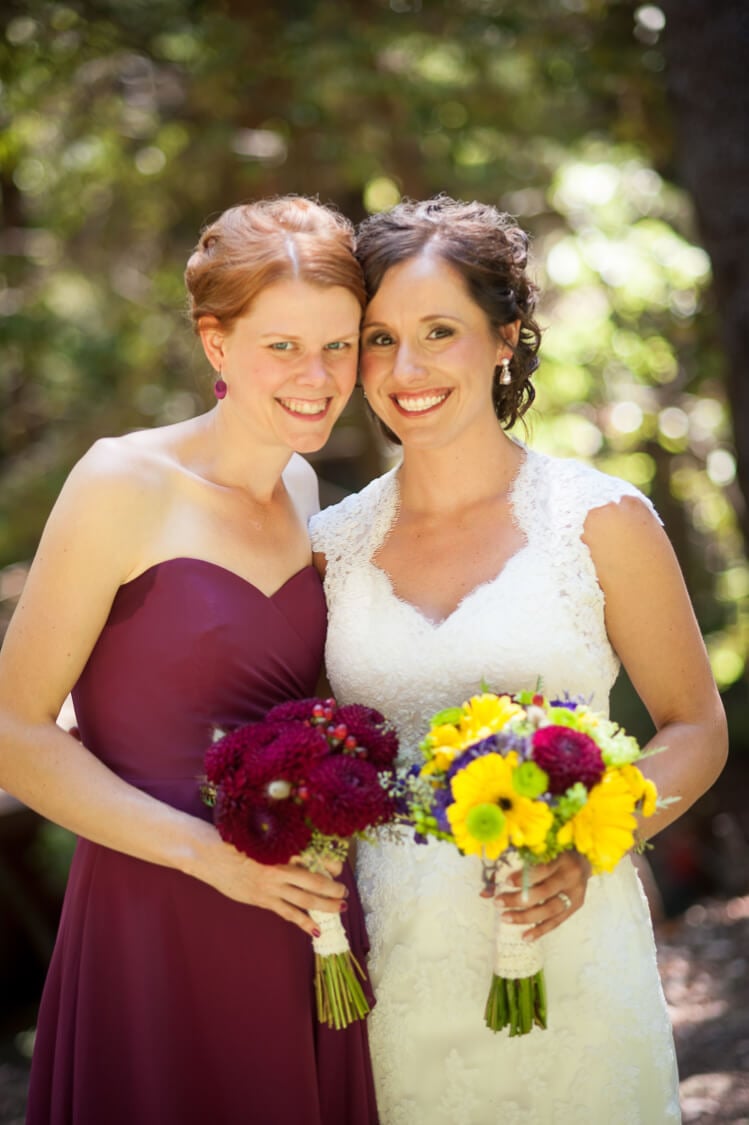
[495,319,521,363]
[198,315,226,371]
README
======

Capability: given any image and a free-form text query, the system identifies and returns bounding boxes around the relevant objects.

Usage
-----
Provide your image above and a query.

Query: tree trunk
[661,0,749,549]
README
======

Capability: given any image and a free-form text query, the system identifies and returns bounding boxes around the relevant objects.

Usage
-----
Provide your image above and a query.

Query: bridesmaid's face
[360,253,506,450]
[215,279,361,454]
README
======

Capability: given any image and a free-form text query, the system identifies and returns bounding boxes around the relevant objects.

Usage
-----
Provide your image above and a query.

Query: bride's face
[360,252,505,449]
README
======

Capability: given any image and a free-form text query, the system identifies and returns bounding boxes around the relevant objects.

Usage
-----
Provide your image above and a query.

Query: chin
[289,432,331,455]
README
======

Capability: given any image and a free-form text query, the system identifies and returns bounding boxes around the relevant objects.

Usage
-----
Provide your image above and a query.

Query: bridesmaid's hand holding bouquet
[202,697,398,1030]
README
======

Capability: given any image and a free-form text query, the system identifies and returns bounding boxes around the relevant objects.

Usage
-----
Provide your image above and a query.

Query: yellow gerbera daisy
[456,693,524,748]
[447,752,553,860]
[556,770,638,873]
[619,763,658,817]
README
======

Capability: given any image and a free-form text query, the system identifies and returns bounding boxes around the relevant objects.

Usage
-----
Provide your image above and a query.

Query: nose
[393,340,427,383]
[296,351,329,386]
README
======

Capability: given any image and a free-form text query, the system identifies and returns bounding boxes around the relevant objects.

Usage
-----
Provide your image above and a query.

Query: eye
[269,341,294,352]
[324,340,352,352]
[427,324,454,340]
[365,330,395,348]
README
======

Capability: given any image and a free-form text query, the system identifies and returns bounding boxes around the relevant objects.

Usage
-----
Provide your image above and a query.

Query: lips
[277,397,331,417]
[391,390,451,415]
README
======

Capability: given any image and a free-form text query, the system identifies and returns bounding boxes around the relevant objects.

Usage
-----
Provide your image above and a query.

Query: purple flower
[432,787,453,834]
[447,731,529,781]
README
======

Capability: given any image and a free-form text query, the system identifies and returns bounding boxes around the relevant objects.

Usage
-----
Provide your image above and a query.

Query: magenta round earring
[214,376,227,399]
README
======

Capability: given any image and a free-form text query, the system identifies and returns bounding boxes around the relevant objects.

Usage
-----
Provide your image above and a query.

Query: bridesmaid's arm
[0,444,345,935]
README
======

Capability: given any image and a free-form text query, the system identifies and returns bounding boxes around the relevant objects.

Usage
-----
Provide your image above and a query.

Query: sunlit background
[1,0,748,1118]
[2,1,746,700]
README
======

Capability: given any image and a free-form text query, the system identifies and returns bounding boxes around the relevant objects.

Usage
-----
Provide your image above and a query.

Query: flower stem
[315,951,370,1029]
[484,971,548,1036]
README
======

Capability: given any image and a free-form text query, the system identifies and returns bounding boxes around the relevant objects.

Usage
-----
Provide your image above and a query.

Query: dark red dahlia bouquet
[202,697,398,1029]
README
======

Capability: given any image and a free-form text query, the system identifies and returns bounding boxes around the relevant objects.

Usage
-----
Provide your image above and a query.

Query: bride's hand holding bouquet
[396,688,672,1037]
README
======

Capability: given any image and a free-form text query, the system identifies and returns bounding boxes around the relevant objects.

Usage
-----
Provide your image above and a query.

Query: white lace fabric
[310,447,680,1125]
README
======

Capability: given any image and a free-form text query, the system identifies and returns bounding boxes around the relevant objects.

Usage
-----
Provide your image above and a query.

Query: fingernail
[340,901,348,913]
[312,927,322,938]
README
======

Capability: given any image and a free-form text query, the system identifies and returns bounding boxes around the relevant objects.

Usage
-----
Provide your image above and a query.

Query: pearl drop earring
[499,357,512,386]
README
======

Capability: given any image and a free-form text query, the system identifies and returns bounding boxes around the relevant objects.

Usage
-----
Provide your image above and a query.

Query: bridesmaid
[0,197,378,1124]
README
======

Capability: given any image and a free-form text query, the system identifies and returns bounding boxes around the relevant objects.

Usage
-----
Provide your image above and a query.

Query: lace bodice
[311,446,659,761]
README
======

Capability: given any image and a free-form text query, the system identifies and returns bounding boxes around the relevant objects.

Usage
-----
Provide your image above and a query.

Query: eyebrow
[259,329,360,339]
[363,314,465,328]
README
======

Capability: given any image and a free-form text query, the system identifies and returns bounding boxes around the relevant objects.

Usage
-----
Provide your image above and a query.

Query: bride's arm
[497,494,727,940]
[0,443,345,934]
[584,493,727,838]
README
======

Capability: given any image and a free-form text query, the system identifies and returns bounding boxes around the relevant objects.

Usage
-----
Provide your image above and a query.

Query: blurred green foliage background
[1,0,747,737]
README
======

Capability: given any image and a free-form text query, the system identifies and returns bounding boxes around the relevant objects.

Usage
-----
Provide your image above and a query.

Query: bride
[311,196,727,1124]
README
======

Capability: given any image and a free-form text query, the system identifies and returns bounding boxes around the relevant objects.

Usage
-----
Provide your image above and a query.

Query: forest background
[1,0,748,1118]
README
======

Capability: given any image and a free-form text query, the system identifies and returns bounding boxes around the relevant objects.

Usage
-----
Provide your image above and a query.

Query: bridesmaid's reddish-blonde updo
[185,196,366,330]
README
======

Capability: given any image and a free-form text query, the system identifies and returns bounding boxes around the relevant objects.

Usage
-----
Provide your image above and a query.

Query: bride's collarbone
[379,511,525,576]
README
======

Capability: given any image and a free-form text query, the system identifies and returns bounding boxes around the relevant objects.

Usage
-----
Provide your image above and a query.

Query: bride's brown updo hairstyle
[355,195,542,443]
[185,196,367,331]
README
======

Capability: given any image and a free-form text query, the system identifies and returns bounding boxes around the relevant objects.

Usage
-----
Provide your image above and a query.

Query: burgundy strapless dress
[26,558,378,1125]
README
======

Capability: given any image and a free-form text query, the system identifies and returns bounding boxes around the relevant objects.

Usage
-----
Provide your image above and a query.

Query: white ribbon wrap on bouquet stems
[309,908,351,956]
[301,854,351,956]
[493,855,544,979]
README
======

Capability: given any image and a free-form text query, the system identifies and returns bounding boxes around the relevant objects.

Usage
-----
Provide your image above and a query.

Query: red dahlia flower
[334,705,399,770]
[265,698,331,724]
[531,725,605,794]
[215,788,312,864]
[207,721,329,790]
[306,756,394,837]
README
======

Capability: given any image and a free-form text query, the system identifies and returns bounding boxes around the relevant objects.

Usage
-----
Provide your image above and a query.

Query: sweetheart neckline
[120,557,319,601]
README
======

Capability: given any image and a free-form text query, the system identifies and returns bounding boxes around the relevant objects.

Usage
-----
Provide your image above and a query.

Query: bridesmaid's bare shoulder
[283,453,321,522]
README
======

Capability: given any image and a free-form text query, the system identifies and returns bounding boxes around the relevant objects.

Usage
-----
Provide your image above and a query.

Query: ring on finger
[557,891,572,910]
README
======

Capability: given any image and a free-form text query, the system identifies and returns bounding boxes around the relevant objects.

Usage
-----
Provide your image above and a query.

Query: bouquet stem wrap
[308,868,370,1030]
[485,861,547,1035]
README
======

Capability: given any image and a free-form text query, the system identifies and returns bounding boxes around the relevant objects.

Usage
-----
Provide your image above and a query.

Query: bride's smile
[360,252,509,447]
[391,388,451,416]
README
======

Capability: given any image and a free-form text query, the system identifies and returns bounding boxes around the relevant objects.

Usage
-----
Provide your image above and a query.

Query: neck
[396,427,524,516]
[192,407,293,503]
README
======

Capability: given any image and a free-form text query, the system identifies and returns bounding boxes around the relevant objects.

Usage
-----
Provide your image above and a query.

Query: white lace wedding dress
[310,446,681,1125]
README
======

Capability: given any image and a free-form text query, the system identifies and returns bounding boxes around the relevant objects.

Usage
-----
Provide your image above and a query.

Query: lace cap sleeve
[309,468,399,588]
[539,456,663,543]
[309,488,366,565]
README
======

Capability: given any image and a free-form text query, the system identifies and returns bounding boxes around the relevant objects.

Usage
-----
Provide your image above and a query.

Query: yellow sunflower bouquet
[398,689,667,1037]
